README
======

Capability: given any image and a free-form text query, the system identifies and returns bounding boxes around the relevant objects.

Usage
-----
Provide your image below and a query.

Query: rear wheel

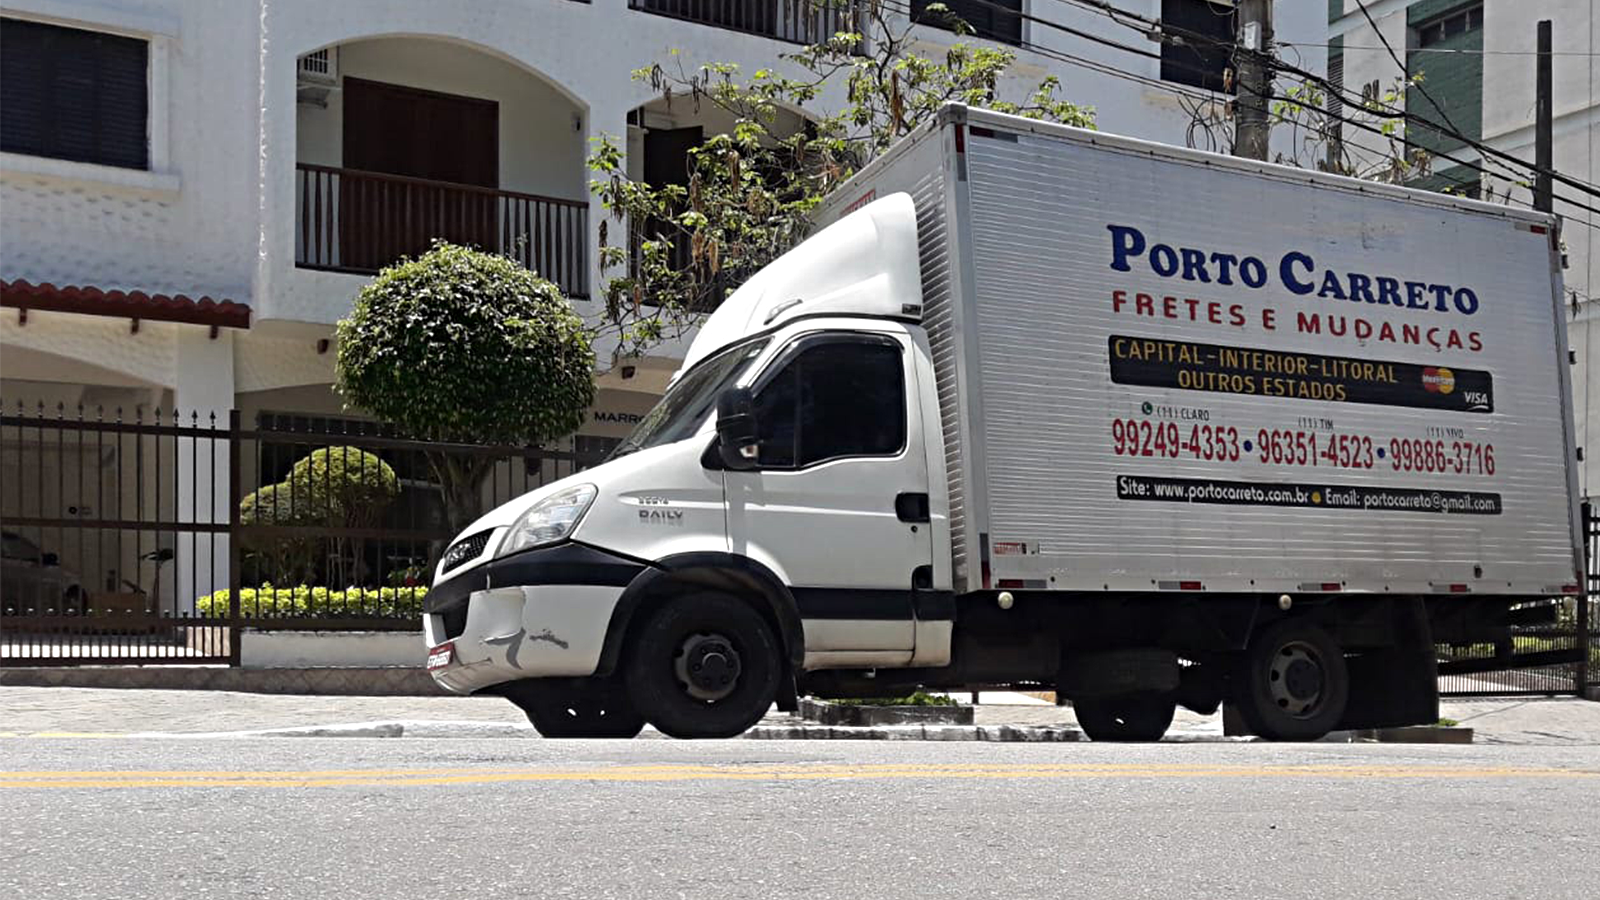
[624,592,781,739]
[1234,619,1349,741]
[503,680,645,739]
[1073,693,1176,742]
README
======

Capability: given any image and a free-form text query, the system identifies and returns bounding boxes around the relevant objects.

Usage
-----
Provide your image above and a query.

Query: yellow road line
[1,762,1596,790]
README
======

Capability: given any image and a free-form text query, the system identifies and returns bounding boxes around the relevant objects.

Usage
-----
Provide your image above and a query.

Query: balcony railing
[629,0,867,50]
[295,164,589,299]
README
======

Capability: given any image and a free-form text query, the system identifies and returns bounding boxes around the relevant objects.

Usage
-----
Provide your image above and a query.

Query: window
[912,0,1023,46]
[1160,0,1235,93]
[1416,5,1481,48]
[0,18,149,169]
[753,337,906,469]
[614,338,771,458]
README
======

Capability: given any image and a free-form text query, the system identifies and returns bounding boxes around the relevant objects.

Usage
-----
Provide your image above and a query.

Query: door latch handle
[895,492,930,523]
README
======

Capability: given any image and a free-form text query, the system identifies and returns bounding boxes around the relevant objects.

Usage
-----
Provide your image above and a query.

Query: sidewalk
[4,685,1598,743]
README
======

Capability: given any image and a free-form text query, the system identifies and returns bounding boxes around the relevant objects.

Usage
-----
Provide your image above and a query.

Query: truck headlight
[497,484,597,557]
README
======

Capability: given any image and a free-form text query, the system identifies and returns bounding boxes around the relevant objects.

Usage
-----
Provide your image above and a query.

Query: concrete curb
[745,723,1085,741]
[1324,726,1475,744]
[35,719,1470,742]
[129,720,531,740]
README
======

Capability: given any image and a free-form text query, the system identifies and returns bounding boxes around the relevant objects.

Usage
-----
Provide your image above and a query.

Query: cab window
[753,337,906,469]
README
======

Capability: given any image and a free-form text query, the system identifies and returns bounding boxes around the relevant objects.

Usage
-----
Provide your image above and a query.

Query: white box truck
[422,105,1582,742]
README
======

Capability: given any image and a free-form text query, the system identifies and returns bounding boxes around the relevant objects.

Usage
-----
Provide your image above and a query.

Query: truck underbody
[798,592,1529,737]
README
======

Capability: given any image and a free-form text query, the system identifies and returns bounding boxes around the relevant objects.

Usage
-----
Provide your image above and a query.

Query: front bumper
[423,542,646,694]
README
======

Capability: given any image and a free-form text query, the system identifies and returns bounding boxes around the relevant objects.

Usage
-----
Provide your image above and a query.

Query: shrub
[196,584,428,619]
[286,446,399,527]
[238,484,319,583]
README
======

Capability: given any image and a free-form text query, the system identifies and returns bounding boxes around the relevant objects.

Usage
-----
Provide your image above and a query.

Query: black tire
[1073,693,1176,742]
[504,680,645,739]
[1235,618,1349,741]
[623,592,781,739]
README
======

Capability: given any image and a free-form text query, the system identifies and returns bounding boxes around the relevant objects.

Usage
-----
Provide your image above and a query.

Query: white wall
[0,0,258,304]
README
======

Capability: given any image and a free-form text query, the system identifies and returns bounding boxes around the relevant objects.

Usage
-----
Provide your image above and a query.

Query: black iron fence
[1,403,604,666]
[1436,502,1596,697]
[5,399,1599,694]
[629,0,868,51]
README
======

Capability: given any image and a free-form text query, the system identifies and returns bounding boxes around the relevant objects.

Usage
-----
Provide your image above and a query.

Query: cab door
[724,331,932,657]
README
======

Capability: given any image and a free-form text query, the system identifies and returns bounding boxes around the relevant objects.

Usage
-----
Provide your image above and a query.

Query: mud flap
[1337,598,1439,731]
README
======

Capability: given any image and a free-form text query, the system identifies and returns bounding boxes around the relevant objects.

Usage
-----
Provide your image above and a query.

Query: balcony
[295,164,588,299]
[629,0,867,49]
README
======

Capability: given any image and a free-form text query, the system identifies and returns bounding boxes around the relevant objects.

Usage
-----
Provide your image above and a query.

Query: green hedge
[197,585,427,619]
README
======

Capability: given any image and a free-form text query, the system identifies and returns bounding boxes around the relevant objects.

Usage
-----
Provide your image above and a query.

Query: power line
[1349,0,1525,188]
[1256,81,1600,229]
[874,0,1600,230]
[1031,0,1600,198]
[1147,11,1600,199]
[1283,41,1600,57]
[875,0,1217,104]
[987,3,1600,226]
[943,0,1163,62]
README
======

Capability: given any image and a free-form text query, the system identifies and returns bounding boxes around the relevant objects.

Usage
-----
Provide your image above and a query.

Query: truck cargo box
[814,106,1582,598]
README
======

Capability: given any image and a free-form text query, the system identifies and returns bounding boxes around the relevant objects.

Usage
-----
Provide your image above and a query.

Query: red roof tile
[0,279,250,329]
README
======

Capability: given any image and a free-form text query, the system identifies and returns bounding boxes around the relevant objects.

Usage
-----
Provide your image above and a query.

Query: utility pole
[1233,0,1275,160]
[1534,19,1553,213]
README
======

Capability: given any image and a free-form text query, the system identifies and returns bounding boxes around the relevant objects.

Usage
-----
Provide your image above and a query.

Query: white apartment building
[0,0,1326,433]
[0,1,1327,606]
[1330,0,1600,494]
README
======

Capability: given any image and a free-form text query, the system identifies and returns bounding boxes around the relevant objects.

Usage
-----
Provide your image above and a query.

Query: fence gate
[1436,502,1596,697]
[1,405,233,665]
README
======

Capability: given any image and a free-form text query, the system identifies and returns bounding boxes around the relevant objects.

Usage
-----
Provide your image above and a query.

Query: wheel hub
[674,632,742,702]
[1268,642,1326,718]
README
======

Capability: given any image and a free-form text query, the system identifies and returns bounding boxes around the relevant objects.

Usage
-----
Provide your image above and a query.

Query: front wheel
[1234,619,1349,741]
[1073,694,1176,742]
[624,592,781,739]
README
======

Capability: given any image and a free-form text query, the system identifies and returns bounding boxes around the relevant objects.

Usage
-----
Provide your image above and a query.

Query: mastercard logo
[1422,366,1456,394]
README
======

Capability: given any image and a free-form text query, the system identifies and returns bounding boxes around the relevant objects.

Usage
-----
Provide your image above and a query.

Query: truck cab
[424,194,951,739]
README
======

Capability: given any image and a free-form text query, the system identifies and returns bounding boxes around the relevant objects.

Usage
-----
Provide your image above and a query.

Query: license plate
[426,643,454,670]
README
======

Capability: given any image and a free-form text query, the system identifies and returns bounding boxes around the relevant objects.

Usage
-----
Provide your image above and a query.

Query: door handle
[895,492,930,523]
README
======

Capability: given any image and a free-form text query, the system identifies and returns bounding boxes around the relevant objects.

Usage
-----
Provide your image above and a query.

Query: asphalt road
[3,738,1597,900]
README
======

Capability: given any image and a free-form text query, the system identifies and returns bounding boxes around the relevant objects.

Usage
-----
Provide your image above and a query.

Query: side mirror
[40,552,59,567]
[715,386,760,470]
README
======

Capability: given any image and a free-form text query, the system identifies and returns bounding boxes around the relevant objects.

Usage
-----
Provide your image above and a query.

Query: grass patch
[825,691,959,708]
[1437,717,1460,727]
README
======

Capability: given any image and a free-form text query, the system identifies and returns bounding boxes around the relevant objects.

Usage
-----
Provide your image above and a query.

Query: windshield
[611,339,770,459]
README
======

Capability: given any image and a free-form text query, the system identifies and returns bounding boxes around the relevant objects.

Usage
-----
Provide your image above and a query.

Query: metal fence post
[227,409,243,666]
[1579,501,1592,697]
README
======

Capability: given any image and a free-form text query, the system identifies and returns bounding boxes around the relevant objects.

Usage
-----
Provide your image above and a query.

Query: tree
[1263,75,1435,185]
[287,446,400,584]
[286,446,399,529]
[335,242,596,529]
[238,448,400,586]
[588,3,1094,353]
